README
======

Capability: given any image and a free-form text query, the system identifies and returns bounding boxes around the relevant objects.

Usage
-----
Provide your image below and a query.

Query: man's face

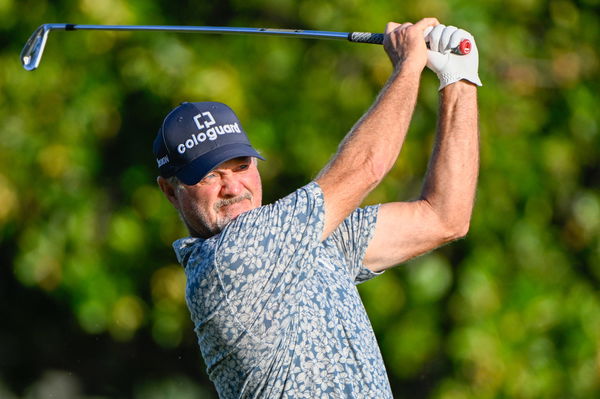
[162,156,262,238]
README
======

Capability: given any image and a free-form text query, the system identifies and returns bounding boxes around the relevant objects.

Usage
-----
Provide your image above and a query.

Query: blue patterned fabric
[174,182,392,398]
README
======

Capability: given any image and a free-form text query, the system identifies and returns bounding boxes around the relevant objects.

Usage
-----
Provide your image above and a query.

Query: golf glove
[425,24,482,90]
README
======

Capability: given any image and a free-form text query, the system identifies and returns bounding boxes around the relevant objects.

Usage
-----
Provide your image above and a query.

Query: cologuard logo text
[177,111,242,154]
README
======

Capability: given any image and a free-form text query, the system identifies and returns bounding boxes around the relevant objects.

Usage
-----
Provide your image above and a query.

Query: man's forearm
[315,63,422,238]
[319,64,421,184]
[421,81,479,236]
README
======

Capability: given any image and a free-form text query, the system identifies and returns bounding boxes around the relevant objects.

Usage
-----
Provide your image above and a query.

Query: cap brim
[176,144,265,185]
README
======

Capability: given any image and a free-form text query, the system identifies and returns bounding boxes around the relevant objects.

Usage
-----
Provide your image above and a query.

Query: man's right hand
[383,18,440,72]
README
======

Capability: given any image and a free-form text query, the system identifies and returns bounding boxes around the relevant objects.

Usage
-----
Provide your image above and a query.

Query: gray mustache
[214,192,252,210]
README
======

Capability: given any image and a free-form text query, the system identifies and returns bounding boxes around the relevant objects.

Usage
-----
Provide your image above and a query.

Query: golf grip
[348,32,472,55]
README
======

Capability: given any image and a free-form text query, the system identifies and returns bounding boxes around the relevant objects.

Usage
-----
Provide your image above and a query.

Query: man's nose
[219,174,242,197]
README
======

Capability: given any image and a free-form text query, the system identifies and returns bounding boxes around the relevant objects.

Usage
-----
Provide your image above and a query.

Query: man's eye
[200,173,217,183]
[237,164,249,171]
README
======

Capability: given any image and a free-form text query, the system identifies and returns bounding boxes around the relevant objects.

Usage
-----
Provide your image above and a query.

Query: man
[154,18,480,399]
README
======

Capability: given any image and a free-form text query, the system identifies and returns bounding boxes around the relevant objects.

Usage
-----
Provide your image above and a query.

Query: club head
[21,24,52,71]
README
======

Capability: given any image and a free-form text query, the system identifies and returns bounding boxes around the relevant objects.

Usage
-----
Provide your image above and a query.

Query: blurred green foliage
[1,0,599,398]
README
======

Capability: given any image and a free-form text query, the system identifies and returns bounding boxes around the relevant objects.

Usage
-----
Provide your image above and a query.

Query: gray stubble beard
[183,191,254,238]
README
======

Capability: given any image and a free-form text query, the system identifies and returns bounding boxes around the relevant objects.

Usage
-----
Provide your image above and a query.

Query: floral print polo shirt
[174,182,392,398]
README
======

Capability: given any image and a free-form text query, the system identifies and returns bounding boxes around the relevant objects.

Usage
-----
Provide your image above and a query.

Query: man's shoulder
[222,181,324,233]
[172,236,217,267]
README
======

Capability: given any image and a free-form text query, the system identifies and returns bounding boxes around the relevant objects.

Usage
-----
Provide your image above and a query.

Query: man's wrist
[440,80,478,105]
[393,57,424,80]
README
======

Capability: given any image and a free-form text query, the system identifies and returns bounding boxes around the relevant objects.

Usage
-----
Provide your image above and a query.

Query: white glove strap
[438,72,483,90]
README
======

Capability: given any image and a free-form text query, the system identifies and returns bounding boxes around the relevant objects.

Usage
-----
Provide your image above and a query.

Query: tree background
[1,0,599,398]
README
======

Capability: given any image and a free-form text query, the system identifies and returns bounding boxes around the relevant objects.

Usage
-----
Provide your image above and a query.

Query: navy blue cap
[153,102,265,185]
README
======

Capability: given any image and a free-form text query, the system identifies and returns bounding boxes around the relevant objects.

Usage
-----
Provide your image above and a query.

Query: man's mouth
[214,192,252,212]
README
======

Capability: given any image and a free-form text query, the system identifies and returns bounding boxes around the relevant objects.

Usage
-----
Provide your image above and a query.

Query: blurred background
[1,0,599,398]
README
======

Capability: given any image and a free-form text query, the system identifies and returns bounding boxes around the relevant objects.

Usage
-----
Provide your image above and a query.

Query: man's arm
[316,18,439,241]
[363,81,479,272]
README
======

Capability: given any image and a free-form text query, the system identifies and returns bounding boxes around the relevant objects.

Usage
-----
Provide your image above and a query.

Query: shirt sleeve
[326,203,382,284]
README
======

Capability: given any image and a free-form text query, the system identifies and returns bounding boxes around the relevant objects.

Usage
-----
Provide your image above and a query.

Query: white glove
[425,24,482,90]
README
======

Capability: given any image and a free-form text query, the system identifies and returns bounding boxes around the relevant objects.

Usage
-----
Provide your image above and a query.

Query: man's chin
[218,211,243,226]
[221,201,255,219]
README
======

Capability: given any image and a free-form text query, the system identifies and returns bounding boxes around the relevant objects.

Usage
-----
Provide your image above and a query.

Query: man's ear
[157,176,179,208]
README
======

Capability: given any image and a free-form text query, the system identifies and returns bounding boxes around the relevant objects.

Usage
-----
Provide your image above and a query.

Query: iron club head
[21,24,75,71]
[20,24,53,71]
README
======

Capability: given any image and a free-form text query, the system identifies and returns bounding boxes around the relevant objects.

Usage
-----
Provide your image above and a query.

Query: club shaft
[62,25,468,50]
[21,23,385,70]
[57,23,356,41]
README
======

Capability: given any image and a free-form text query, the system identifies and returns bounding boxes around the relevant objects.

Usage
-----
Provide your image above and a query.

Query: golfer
[154,18,480,399]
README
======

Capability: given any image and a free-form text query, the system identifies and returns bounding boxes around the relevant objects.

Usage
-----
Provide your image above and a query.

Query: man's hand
[425,24,483,89]
[384,18,439,72]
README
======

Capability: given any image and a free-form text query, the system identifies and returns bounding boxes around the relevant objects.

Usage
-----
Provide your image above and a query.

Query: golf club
[21,23,472,71]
